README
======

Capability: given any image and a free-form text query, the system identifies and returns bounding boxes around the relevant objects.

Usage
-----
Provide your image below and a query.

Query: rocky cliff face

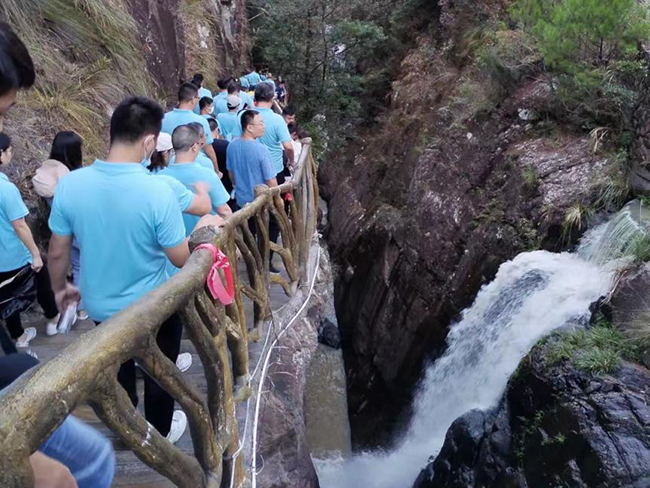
[320,1,614,448]
[413,337,650,488]
[0,0,248,245]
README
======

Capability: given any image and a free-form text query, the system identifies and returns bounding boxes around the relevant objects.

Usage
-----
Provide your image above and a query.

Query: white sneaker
[176,353,192,372]
[77,310,88,320]
[46,314,61,336]
[16,327,37,348]
[166,410,187,444]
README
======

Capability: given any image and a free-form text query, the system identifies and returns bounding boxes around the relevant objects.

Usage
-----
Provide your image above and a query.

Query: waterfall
[314,221,625,488]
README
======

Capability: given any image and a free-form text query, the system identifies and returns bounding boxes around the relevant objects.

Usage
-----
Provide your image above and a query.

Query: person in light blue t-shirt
[217,95,243,141]
[226,110,277,207]
[161,82,218,171]
[212,78,230,115]
[253,83,294,176]
[0,132,59,348]
[191,73,212,114]
[160,124,231,236]
[48,97,225,444]
[245,68,261,89]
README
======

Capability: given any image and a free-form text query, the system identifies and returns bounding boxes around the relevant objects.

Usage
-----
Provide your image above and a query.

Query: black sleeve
[0,353,39,390]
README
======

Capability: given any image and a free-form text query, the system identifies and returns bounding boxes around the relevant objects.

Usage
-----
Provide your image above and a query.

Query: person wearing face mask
[0,132,60,348]
[48,97,226,445]
[198,97,214,118]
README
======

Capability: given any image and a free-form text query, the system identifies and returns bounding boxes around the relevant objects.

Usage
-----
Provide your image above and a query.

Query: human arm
[216,204,232,219]
[48,233,79,312]
[203,144,223,178]
[265,177,278,188]
[30,452,78,488]
[282,141,294,170]
[228,170,235,187]
[163,215,227,268]
[11,218,42,272]
[186,181,211,216]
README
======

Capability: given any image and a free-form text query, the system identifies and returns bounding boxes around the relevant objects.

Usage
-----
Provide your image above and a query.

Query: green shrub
[511,0,650,131]
[546,314,640,374]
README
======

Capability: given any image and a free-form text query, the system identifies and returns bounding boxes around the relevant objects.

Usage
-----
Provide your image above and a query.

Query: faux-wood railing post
[0,141,316,488]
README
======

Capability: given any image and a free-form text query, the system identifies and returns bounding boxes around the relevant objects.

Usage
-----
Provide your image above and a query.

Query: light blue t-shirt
[161,109,214,145]
[213,92,229,115]
[226,138,276,207]
[170,153,214,172]
[194,87,213,114]
[158,163,229,236]
[217,112,242,141]
[0,173,31,272]
[154,174,194,212]
[246,71,262,87]
[238,91,254,110]
[48,161,186,322]
[262,79,276,92]
[256,107,292,175]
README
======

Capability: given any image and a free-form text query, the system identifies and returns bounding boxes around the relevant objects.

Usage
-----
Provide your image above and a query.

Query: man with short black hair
[227,110,277,209]
[199,96,214,117]
[212,77,231,115]
[49,96,224,445]
[191,73,212,114]
[162,82,219,173]
[282,105,296,125]
[253,83,294,179]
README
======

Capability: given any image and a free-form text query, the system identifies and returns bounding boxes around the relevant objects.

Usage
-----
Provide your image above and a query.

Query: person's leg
[0,321,17,354]
[69,242,84,312]
[143,313,182,436]
[117,359,138,409]
[40,416,115,488]
[5,312,23,339]
[34,265,58,320]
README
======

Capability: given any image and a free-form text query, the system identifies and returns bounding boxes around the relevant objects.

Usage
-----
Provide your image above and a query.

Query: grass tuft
[546,313,640,375]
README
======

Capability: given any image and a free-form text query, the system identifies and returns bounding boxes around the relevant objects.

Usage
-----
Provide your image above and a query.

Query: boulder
[414,340,650,488]
[318,318,341,349]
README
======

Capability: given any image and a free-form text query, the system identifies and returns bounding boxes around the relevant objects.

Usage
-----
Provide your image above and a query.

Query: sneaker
[176,353,192,372]
[77,310,89,320]
[166,410,187,444]
[46,314,61,336]
[16,327,37,348]
[269,263,282,274]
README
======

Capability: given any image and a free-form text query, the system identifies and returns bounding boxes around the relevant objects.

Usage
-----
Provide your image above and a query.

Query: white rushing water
[315,240,617,487]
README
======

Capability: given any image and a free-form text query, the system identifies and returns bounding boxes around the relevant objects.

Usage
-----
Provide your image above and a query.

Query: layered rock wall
[321,0,613,448]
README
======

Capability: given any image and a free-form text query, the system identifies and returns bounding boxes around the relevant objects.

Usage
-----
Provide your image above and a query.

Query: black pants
[96,313,183,437]
[269,167,292,245]
[0,265,58,340]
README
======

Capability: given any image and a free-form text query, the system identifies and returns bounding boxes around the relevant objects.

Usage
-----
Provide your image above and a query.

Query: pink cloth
[32,159,70,198]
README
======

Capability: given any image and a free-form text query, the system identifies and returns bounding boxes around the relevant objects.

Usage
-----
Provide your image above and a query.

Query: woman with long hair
[32,131,87,324]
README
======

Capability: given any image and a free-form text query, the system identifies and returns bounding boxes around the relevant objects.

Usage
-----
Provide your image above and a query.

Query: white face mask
[208,107,214,115]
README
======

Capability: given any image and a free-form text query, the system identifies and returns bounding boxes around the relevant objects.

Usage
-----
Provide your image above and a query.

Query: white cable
[229,233,321,488]
[250,238,321,488]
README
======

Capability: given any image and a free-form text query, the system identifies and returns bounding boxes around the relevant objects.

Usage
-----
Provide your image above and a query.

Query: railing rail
[0,139,318,488]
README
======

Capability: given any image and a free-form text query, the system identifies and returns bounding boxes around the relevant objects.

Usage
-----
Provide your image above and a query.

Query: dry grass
[0,0,158,162]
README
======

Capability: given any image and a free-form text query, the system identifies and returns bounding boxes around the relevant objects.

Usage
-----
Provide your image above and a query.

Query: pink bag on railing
[195,244,235,305]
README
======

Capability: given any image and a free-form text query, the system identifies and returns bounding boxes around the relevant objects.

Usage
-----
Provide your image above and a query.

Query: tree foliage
[511,0,650,132]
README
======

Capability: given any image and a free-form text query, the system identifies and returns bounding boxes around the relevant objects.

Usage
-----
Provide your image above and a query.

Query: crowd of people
[0,19,307,488]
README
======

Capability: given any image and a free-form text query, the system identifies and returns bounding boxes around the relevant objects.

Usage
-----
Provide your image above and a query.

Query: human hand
[196,214,227,230]
[31,254,43,273]
[30,452,78,488]
[54,283,80,313]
